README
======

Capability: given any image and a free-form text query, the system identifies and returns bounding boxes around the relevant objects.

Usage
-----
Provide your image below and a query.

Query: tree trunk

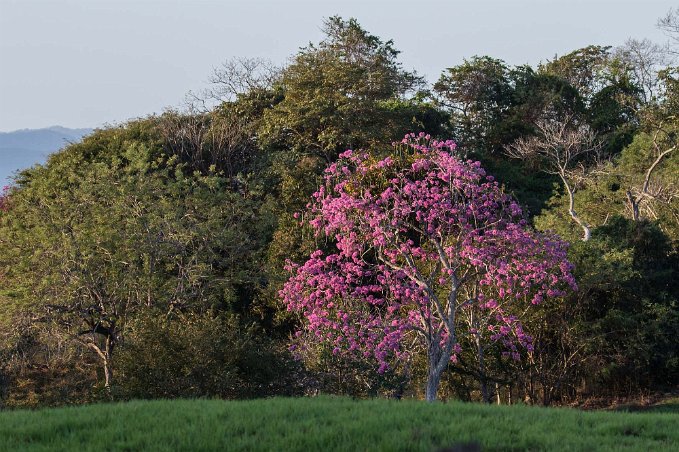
[103,356,112,391]
[626,190,640,222]
[88,334,115,396]
[102,335,114,396]
[425,340,446,402]
[80,321,118,399]
[425,335,457,402]
[474,334,491,403]
[562,177,590,241]
[425,369,442,402]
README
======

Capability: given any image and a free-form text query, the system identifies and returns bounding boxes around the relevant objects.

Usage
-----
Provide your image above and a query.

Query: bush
[115,311,304,400]
[0,321,99,408]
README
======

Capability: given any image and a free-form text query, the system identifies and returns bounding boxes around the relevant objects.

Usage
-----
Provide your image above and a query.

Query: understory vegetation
[1,13,678,408]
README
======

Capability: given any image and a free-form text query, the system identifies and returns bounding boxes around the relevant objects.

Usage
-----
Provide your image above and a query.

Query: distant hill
[0,126,93,187]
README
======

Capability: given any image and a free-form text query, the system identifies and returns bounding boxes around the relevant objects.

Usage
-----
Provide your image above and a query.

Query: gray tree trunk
[425,369,442,402]
[475,336,490,403]
[425,336,456,402]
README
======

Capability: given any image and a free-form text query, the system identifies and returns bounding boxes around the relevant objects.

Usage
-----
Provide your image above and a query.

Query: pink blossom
[280,134,576,383]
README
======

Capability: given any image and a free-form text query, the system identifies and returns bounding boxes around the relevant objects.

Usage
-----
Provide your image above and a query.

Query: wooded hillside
[1,15,677,408]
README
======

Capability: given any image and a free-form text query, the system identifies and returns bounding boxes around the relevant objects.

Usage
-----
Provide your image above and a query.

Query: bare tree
[211,57,280,98]
[186,57,281,111]
[506,117,602,241]
[658,8,679,53]
[625,119,678,223]
[614,38,671,105]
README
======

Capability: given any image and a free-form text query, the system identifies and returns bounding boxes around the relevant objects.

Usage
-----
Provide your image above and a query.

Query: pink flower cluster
[280,133,576,371]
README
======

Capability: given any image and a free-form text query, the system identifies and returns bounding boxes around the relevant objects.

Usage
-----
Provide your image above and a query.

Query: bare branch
[505,117,601,240]
[626,121,678,222]
[613,38,672,104]
[201,57,281,105]
[658,8,679,52]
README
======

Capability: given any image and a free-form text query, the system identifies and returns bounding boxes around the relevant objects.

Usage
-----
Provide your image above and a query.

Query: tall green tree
[260,16,429,161]
[0,121,271,391]
[256,16,446,330]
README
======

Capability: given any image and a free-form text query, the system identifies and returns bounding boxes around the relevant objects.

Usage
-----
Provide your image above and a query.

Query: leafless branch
[613,38,672,104]
[505,117,602,240]
[658,8,679,52]
[625,121,678,222]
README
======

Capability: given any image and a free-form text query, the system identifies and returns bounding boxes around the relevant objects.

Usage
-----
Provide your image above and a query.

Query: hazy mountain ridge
[0,126,93,186]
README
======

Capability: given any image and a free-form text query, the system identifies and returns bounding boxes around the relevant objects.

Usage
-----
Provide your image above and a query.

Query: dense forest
[1,13,678,408]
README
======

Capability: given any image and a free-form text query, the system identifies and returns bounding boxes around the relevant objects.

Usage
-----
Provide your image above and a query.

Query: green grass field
[1,396,678,451]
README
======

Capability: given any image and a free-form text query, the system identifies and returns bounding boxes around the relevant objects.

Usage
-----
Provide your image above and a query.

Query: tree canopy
[1,13,678,408]
[281,135,575,401]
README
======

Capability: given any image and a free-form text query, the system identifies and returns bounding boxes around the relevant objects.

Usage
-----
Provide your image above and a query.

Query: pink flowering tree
[280,134,576,401]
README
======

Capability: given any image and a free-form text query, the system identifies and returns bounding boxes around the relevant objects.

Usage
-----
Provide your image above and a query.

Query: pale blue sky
[0,0,675,131]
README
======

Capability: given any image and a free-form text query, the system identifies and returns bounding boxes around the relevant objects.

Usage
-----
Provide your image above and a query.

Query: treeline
[1,15,678,408]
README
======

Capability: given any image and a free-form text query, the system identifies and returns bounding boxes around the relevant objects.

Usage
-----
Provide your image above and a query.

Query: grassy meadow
[1,396,678,451]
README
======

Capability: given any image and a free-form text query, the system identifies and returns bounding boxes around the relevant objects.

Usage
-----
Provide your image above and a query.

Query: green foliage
[617,128,679,240]
[116,311,302,399]
[540,45,612,102]
[0,118,275,392]
[434,56,513,154]
[255,17,446,333]
[1,397,679,451]
[524,217,679,402]
[534,121,678,242]
[572,218,679,389]
[1,128,269,312]
[1,16,678,407]
[259,16,431,160]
